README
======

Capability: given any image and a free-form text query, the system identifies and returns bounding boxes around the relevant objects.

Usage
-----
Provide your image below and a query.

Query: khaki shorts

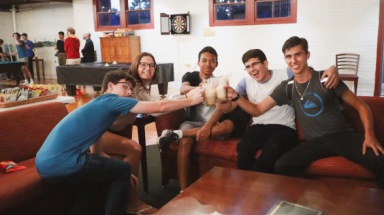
[19,57,29,64]
[66,58,81,65]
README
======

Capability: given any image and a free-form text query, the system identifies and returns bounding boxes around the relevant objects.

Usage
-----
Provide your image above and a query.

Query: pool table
[56,62,174,96]
[0,61,23,86]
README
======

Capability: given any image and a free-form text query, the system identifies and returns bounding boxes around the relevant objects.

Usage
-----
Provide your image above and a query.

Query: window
[209,0,297,27]
[93,0,154,31]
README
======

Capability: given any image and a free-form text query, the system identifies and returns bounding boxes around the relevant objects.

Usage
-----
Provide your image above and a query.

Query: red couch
[155,96,384,188]
[0,102,73,215]
[0,102,134,215]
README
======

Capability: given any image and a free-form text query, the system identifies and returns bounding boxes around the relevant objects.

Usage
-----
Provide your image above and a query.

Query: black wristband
[231,93,240,102]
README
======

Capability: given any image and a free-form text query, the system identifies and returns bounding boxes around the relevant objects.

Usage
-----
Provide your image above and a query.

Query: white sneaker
[22,81,29,86]
[30,80,34,84]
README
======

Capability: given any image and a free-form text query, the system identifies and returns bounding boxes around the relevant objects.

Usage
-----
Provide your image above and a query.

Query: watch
[231,93,240,102]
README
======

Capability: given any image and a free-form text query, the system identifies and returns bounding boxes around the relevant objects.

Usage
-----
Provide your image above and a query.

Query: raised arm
[14,35,23,46]
[340,90,384,156]
[321,65,339,89]
[130,89,204,114]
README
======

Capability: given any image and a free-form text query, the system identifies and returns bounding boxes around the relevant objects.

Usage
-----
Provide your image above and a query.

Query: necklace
[294,74,312,100]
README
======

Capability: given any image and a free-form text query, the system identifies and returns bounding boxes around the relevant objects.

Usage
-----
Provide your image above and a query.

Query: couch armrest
[155,109,186,136]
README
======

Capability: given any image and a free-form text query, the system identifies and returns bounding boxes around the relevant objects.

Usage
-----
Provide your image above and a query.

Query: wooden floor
[0,78,180,146]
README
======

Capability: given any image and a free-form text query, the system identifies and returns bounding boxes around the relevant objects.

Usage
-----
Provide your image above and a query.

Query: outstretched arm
[340,90,384,155]
[130,89,204,114]
[220,85,276,117]
[180,82,199,95]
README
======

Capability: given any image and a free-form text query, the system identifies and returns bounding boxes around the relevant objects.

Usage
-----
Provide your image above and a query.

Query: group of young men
[35,36,384,214]
[157,36,384,191]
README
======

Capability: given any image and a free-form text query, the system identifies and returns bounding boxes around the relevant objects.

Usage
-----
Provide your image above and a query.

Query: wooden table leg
[66,85,77,96]
[137,125,149,193]
[41,59,45,82]
[34,59,40,82]
[157,82,168,98]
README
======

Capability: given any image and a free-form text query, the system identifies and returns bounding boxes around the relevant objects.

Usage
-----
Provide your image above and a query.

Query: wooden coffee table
[156,167,384,215]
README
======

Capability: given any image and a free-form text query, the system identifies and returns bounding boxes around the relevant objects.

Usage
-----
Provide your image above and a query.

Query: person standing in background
[64,27,80,65]
[0,39,4,61]
[55,31,66,66]
[21,33,35,79]
[0,39,11,81]
[10,33,34,85]
[81,32,94,63]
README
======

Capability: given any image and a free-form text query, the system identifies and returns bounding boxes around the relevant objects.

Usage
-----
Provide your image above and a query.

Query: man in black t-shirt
[55,31,66,66]
[221,36,384,189]
[157,46,250,191]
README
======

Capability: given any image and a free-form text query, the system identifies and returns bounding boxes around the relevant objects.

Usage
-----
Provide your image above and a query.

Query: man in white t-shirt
[218,49,339,173]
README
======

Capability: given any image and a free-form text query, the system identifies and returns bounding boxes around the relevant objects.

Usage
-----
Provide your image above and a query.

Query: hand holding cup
[224,86,238,100]
[190,88,205,105]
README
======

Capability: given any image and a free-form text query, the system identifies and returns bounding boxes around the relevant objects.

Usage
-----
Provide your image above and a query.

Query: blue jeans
[47,153,131,215]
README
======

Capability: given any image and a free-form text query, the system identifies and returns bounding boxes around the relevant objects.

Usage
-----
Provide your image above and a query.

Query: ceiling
[0,0,72,12]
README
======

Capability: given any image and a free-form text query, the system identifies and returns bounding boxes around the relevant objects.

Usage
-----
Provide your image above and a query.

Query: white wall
[72,0,380,96]
[1,0,380,95]
[0,3,74,79]
[0,12,14,41]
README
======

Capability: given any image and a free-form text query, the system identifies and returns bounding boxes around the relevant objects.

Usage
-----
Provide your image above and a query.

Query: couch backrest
[295,96,384,143]
[0,102,68,162]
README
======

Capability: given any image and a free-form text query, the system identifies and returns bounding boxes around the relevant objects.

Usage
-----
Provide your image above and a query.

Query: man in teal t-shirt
[36,69,204,215]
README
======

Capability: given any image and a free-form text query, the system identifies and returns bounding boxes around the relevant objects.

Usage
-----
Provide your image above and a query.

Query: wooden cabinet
[100,36,141,63]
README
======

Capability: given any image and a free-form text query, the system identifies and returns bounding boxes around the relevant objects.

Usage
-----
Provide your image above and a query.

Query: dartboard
[171,15,187,34]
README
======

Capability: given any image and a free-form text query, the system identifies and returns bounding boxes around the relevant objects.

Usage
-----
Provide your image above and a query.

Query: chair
[336,53,360,94]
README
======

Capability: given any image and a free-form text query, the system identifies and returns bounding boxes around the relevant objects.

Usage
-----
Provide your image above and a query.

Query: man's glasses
[139,62,156,69]
[244,61,261,71]
[117,82,133,91]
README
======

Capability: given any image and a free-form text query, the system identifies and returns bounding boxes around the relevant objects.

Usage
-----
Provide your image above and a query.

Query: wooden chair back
[336,53,360,75]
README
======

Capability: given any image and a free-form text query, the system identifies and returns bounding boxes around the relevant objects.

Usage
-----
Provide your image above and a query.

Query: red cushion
[0,158,74,214]
[0,102,68,163]
[168,138,240,162]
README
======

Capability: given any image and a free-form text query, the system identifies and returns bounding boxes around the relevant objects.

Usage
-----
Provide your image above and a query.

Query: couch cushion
[0,102,68,163]
[0,158,74,214]
[168,138,240,162]
[195,139,240,162]
[305,156,375,180]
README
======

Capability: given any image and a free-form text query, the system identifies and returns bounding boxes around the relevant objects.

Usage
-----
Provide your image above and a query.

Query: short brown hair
[0,39,3,45]
[102,69,136,93]
[282,36,309,54]
[129,52,158,90]
[242,49,267,64]
[67,27,75,35]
